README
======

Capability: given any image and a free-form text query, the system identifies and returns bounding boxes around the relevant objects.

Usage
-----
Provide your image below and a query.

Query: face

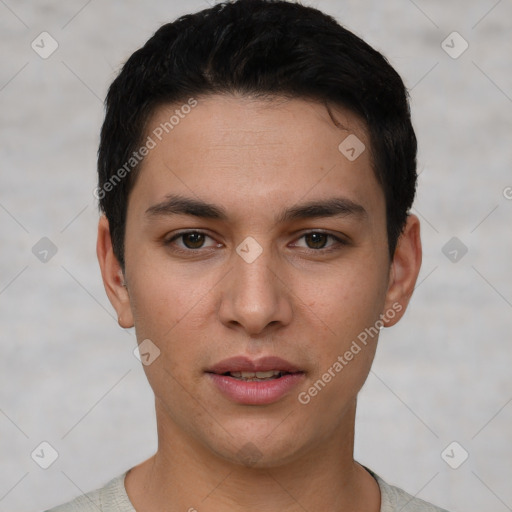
[98,94,421,467]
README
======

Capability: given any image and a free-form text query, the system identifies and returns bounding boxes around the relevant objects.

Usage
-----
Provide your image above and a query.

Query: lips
[205,356,305,405]
[206,355,302,375]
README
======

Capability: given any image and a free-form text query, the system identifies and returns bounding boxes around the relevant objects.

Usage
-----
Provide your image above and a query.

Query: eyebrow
[145,193,367,223]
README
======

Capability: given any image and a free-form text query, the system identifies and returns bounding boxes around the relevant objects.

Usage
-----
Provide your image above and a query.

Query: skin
[97,94,422,512]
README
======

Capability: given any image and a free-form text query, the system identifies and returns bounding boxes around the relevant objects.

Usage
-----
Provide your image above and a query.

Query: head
[96,0,421,467]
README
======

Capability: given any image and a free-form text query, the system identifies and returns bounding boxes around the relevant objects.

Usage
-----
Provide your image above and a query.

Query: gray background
[1,0,511,511]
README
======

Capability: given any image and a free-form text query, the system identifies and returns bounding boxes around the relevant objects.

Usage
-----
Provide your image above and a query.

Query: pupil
[184,233,204,249]
[307,233,327,249]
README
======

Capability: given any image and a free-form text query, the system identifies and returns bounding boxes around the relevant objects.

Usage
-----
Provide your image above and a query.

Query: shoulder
[43,472,135,512]
[368,469,451,512]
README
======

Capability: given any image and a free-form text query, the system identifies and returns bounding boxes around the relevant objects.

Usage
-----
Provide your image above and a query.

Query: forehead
[129,94,384,224]
[144,94,370,160]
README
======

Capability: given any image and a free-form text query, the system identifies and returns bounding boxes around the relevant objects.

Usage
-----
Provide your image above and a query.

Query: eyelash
[164,230,347,254]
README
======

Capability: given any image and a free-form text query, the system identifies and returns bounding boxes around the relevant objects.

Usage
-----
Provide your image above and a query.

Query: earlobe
[96,215,134,328]
[382,214,422,327]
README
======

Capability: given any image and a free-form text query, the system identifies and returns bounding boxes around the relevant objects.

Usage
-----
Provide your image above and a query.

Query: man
[47,0,449,510]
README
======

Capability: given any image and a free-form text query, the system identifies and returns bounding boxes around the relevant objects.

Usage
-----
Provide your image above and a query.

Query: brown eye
[292,231,346,252]
[304,232,329,249]
[165,231,220,253]
[181,232,206,249]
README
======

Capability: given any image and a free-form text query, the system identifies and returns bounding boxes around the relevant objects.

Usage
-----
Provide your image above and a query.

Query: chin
[204,425,310,470]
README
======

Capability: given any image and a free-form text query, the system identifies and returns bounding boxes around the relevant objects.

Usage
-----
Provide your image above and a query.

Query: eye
[292,231,345,251]
[165,230,220,251]
[164,230,347,254]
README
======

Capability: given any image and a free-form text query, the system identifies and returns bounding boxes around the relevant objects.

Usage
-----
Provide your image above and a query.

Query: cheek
[129,274,197,335]
[293,258,387,404]
[300,260,388,344]
[126,260,219,365]
[127,271,210,401]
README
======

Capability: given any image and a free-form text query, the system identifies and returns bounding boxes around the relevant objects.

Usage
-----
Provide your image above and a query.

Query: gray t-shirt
[44,468,450,512]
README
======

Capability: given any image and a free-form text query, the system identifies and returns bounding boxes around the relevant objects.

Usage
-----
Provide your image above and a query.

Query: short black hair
[97,0,417,269]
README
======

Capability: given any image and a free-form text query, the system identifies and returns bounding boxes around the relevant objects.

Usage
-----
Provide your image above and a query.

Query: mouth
[215,370,299,382]
[205,356,305,405]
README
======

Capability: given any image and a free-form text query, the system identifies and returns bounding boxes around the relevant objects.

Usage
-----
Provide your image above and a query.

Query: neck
[125,399,380,512]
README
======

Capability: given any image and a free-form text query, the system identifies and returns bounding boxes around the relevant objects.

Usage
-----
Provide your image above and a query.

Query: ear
[382,214,422,327]
[96,215,134,328]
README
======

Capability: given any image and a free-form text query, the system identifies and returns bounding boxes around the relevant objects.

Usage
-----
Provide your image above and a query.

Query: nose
[217,240,293,336]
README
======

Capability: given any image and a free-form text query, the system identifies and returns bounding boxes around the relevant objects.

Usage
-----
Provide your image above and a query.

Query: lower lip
[206,372,305,405]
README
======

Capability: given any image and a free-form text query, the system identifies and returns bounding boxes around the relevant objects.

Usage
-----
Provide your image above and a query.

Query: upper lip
[206,356,302,374]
